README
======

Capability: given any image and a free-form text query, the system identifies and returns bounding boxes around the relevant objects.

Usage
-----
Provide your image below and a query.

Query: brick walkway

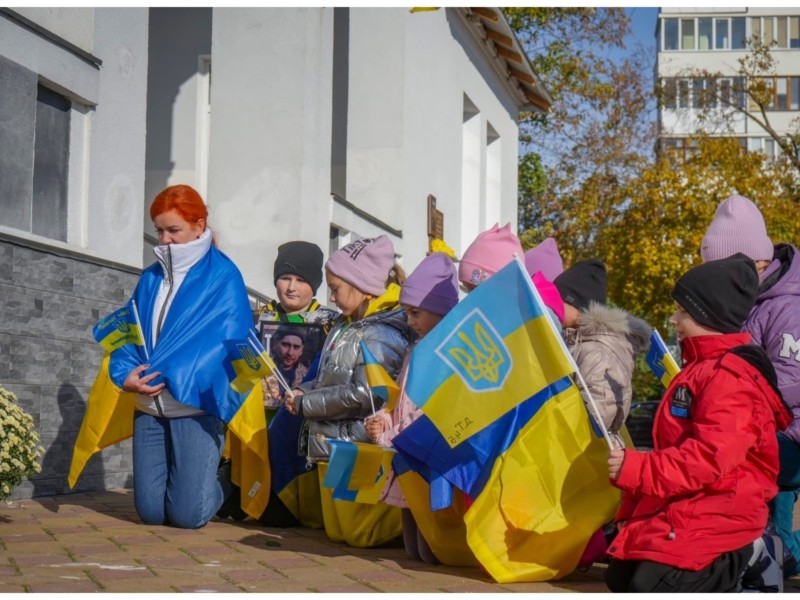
[0,489,610,593]
[1,489,799,593]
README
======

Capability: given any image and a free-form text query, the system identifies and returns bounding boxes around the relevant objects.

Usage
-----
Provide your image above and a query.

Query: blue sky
[627,7,659,53]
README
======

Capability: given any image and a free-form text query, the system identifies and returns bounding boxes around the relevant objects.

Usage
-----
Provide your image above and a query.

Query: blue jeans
[769,432,800,575]
[133,411,225,529]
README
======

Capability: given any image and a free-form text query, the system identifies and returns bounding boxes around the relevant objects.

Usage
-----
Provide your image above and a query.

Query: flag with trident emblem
[393,258,621,581]
[403,257,574,448]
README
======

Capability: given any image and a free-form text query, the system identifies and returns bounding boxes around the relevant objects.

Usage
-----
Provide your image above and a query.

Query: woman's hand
[608,449,626,480]
[285,389,304,415]
[122,365,165,397]
[365,416,386,443]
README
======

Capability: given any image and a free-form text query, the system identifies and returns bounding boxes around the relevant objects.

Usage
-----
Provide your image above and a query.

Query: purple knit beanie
[458,223,524,286]
[400,252,459,316]
[325,235,395,296]
[524,237,564,282]
[701,195,774,262]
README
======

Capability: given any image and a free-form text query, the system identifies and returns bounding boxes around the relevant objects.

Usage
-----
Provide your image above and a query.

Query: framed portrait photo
[259,321,326,408]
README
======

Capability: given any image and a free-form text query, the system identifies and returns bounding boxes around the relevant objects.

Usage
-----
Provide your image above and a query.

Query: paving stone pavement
[1,489,799,593]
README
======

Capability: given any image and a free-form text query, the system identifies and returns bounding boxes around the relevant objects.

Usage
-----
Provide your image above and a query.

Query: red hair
[150,185,208,223]
[150,185,216,245]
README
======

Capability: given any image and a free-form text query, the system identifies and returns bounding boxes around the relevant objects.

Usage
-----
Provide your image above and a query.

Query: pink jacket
[373,353,423,507]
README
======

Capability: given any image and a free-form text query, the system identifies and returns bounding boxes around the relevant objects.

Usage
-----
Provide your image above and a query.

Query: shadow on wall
[32,384,133,508]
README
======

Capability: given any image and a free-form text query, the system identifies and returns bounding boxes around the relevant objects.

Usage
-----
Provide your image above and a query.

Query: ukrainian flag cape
[392,259,621,582]
[69,246,269,518]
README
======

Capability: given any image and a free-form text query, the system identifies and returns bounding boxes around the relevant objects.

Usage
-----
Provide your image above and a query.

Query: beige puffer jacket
[563,302,651,434]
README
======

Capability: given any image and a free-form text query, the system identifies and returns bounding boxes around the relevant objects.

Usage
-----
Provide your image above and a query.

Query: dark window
[732,18,746,49]
[716,18,729,49]
[664,18,679,50]
[32,85,70,241]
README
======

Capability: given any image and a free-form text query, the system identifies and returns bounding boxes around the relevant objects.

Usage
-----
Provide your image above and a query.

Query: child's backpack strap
[726,345,783,402]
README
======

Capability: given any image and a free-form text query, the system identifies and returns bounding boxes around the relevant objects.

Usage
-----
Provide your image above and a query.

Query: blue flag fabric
[72,245,271,518]
[645,329,680,388]
[107,246,254,421]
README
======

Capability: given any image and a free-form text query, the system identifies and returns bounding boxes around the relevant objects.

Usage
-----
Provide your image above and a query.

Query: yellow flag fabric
[68,354,137,488]
[92,305,145,353]
[276,470,324,529]
[361,341,401,413]
[222,380,270,519]
[69,360,269,520]
[463,384,622,583]
[321,440,394,504]
[404,261,574,448]
[224,338,276,395]
[395,468,478,566]
[645,330,681,388]
[317,462,402,548]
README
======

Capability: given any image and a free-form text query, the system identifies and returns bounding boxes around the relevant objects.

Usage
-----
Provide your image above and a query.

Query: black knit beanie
[553,259,607,311]
[273,241,324,294]
[671,253,758,334]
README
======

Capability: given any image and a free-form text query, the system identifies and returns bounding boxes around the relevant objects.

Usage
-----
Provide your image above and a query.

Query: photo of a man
[263,325,309,406]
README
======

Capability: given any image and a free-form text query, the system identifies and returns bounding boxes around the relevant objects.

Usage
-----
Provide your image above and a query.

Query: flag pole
[513,255,616,451]
[130,299,150,361]
[248,330,294,400]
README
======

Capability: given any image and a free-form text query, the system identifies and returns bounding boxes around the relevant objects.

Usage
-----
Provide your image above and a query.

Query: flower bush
[0,386,43,500]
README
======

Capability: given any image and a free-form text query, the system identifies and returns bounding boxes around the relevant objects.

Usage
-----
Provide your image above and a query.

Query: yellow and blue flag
[393,259,621,581]
[92,305,145,353]
[70,246,270,519]
[223,332,276,395]
[646,329,680,388]
[404,258,574,448]
[360,341,401,413]
[321,440,394,504]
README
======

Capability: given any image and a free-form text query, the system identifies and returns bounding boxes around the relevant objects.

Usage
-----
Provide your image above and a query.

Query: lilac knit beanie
[400,252,459,316]
[701,195,774,262]
[458,223,524,286]
[524,237,564,282]
[325,235,395,296]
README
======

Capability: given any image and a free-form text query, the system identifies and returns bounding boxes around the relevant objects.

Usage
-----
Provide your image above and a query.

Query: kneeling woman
[286,235,411,547]
[113,185,254,528]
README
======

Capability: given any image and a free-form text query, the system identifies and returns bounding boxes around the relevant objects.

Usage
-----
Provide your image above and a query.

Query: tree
[596,136,800,331]
[507,8,658,262]
[664,36,800,174]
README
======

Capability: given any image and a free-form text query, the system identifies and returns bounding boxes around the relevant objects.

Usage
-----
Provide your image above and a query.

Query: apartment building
[656,8,800,159]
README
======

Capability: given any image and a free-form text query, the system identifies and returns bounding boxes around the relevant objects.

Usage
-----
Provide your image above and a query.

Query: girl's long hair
[350,262,407,322]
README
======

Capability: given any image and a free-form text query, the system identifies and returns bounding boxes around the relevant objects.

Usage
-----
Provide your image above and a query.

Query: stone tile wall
[0,239,141,498]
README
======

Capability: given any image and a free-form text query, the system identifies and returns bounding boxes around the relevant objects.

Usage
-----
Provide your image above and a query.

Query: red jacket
[608,333,792,571]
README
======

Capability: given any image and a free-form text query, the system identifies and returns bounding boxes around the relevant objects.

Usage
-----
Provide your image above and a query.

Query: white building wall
[0,8,148,267]
[144,8,212,207]
[207,8,335,299]
[85,8,149,267]
[399,8,520,269]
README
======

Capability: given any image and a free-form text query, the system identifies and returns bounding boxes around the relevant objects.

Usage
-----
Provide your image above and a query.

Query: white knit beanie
[700,195,774,262]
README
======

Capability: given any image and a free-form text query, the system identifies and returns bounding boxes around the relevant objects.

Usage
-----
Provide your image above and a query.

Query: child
[285,235,412,547]
[460,223,564,327]
[605,254,792,593]
[701,194,800,574]
[553,259,651,435]
[365,252,460,563]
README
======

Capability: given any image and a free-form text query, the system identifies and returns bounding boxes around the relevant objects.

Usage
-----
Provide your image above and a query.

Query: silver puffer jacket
[296,307,412,462]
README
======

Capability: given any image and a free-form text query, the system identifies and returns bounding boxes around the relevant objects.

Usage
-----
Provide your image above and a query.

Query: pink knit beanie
[701,195,774,262]
[458,223,524,287]
[524,238,564,282]
[325,235,395,296]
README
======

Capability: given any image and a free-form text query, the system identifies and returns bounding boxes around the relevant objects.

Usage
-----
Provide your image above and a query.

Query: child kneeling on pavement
[605,254,792,593]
